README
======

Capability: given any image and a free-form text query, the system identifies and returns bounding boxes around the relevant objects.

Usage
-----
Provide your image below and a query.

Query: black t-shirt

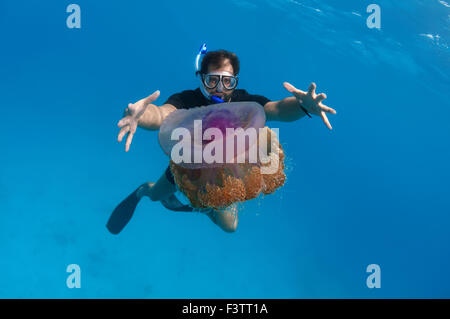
[164,88,270,109]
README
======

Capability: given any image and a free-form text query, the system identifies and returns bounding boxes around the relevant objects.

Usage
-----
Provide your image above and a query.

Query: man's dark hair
[196,49,240,76]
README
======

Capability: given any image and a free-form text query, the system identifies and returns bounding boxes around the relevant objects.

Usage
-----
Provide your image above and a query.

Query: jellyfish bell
[159,102,266,168]
[158,102,286,209]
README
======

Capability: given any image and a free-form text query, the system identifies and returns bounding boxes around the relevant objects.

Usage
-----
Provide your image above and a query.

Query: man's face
[204,59,235,101]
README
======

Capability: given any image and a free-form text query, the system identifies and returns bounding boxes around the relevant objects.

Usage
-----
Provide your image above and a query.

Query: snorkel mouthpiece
[211,96,224,103]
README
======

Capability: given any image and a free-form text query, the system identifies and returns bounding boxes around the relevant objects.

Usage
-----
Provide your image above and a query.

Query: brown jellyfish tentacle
[198,168,246,208]
[240,163,263,200]
[259,127,286,195]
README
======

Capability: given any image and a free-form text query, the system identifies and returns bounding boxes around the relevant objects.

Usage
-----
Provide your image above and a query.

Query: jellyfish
[158,102,286,209]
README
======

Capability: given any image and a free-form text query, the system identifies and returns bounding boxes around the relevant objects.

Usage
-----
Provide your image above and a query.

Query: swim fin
[106,186,142,235]
[106,187,195,234]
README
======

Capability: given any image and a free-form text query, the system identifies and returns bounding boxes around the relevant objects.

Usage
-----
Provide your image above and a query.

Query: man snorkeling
[107,45,336,234]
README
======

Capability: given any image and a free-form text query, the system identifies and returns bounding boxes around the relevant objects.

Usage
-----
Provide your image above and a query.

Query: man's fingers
[143,90,160,105]
[321,111,332,130]
[118,126,129,142]
[283,82,306,99]
[308,82,316,96]
[283,81,296,92]
[314,93,336,114]
[118,117,130,128]
[315,93,326,103]
[123,104,132,115]
[125,131,134,152]
[320,103,337,114]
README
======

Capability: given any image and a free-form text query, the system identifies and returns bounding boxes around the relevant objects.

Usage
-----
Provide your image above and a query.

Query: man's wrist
[298,102,312,118]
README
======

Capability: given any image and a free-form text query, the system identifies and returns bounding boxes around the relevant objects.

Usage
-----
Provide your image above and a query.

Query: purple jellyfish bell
[158,102,266,169]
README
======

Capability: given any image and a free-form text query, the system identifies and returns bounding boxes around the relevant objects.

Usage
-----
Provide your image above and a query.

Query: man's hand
[117,90,160,152]
[283,82,336,130]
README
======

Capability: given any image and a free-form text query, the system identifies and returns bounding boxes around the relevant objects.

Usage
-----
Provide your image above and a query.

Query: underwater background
[0,0,449,298]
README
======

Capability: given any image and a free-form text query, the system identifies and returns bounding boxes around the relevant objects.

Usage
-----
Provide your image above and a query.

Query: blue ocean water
[0,0,449,298]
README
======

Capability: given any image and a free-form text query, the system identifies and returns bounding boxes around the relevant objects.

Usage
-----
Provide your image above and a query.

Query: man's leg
[107,166,239,234]
[137,171,177,202]
[137,167,194,212]
[152,166,239,232]
[140,170,239,232]
[206,206,239,233]
[107,167,183,234]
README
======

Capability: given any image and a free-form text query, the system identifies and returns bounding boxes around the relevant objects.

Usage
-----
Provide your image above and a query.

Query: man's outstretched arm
[136,103,176,130]
[264,82,336,129]
[117,91,177,152]
[264,97,307,122]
